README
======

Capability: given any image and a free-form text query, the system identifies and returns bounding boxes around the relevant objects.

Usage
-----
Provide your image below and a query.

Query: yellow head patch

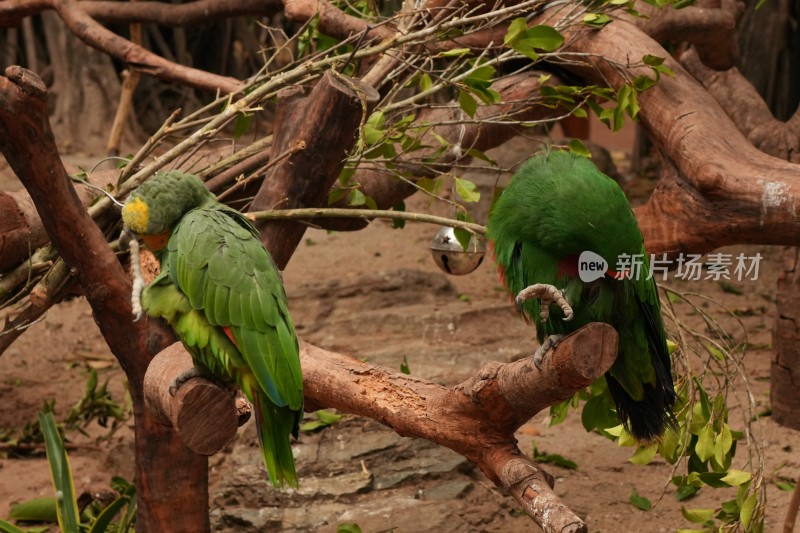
[122,196,150,234]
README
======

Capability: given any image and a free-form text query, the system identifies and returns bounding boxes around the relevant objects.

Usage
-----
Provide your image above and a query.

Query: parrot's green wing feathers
[167,207,303,411]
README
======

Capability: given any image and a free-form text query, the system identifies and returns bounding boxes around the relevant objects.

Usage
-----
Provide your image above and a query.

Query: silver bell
[430,226,486,275]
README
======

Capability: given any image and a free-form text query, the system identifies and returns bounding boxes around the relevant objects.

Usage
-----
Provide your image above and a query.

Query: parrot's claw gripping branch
[515,283,573,322]
[533,334,564,369]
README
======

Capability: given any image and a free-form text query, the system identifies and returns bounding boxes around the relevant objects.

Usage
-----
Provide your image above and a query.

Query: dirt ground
[0,131,797,532]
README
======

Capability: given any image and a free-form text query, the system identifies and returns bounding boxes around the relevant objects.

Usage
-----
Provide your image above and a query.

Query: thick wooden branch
[0,66,209,532]
[249,71,380,268]
[0,0,281,26]
[283,0,394,41]
[629,0,742,70]
[679,47,800,164]
[0,170,116,273]
[0,0,243,93]
[548,13,800,255]
[144,322,617,532]
[143,342,249,455]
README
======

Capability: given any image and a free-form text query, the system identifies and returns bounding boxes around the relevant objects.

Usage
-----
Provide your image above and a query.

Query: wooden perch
[518,9,800,256]
[0,0,243,93]
[0,0,281,27]
[144,342,245,455]
[0,169,116,272]
[250,70,379,268]
[629,0,742,71]
[679,47,800,164]
[144,322,617,533]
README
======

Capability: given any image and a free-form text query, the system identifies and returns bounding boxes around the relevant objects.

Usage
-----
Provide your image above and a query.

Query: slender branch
[246,207,486,234]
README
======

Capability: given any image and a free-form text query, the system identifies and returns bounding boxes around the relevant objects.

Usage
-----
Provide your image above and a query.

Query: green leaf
[0,519,28,533]
[694,425,714,461]
[400,355,411,375]
[521,25,563,51]
[452,211,477,253]
[439,48,471,57]
[300,410,342,432]
[417,177,442,195]
[642,54,666,66]
[739,492,757,529]
[580,394,617,435]
[454,177,480,203]
[568,139,591,158]
[632,75,657,92]
[88,483,135,533]
[583,13,612,28]
[776,480,796,491]
[706,344,726,361]
[316,410,342,425]
[39,412,80,533]
[458,90,478,117]
[348,189,366,206]
[714,423,733,465]
[628,444,657,465]
[233,113,253,139]
[698,472,728,488]
[681,507,714,524]
[8,497,58,523]
[419,73,432,92]
[629,489,652,511]
[364,111,385,145]
[721,469,752,486]
[533,444,578,469]
[504,18,528,45]
[337,524,363,533]
[391,201,406,229]
[466,148,497,165]
[675,484,700,501]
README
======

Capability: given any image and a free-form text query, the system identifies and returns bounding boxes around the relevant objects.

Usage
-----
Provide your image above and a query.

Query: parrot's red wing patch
[222,326,238,347]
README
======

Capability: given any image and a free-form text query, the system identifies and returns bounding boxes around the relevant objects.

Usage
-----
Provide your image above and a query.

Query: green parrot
[486,151,676,441]
[121,170,303,487]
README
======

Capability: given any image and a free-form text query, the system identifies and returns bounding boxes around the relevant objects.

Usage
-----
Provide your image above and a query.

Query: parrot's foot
[532,334,564,369]
[515,283,573,323]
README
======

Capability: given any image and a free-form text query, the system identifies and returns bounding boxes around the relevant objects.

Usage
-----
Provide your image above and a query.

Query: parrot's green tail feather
[253,391,299,489]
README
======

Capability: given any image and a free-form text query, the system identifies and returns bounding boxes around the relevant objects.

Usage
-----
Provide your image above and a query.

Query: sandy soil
[0,133,797,532]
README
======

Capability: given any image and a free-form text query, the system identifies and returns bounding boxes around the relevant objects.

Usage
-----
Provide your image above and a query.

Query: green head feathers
[122,171,214,235]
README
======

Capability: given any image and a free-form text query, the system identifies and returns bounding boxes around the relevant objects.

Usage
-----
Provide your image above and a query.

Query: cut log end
[143,342,245,456]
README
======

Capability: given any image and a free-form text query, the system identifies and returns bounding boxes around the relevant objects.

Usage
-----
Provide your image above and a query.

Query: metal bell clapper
[430,226,486,275]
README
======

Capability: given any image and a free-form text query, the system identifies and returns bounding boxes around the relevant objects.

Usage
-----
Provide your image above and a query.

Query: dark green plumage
[123,171,303,487]
[486,151,676,441]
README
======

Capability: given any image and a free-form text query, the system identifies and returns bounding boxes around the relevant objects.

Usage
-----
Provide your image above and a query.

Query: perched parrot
[486,151,676,441]
[121,170,303,487]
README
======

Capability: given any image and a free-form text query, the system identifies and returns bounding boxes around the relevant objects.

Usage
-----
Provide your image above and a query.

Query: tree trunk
[735,0,800,430]
[41,11,122,152]
[773,248,800,429]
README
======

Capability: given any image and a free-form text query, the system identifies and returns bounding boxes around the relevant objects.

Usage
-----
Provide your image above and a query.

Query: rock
[296,470,373,498]
[211,507,282,532]
[372,445,471,490]
[420,480,474,500]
